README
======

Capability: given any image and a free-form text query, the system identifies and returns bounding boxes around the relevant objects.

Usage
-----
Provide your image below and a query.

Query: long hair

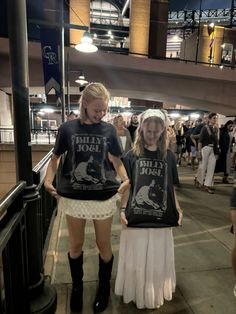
[223,120,233,130]
[79,82,110,123]
[132,116,168,160]
[208,112,217,120]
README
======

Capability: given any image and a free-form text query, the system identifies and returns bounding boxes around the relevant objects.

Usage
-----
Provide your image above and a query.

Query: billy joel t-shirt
[123,149,180,228]
[53,119,122,200]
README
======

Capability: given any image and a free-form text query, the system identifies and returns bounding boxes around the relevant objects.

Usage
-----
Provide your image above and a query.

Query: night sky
[169,0,232,11]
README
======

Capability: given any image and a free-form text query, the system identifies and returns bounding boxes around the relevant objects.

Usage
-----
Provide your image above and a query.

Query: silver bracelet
[120,207,126,212]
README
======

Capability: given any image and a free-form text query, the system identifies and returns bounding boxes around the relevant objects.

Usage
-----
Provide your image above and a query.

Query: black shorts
[230,188,236,209]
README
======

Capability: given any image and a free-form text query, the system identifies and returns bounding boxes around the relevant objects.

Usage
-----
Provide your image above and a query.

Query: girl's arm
[119,186,130,225]
[44,154,61,199]
[108,153,130,225]
[108,153,130,194]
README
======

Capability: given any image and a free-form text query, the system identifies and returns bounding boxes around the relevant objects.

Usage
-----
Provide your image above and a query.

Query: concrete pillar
[129,0,151,57]
[149,0,168,59]
[70,0,90,46]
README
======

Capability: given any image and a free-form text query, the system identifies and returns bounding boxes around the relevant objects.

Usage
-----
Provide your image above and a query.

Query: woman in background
[217,120,234,183]
[197,112,219,194]
[113,114,133,157]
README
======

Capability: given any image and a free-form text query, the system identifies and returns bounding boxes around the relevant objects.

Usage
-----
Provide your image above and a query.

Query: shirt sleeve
[53,124,68,156]
[108,125,123,156]
[122,151,133,180]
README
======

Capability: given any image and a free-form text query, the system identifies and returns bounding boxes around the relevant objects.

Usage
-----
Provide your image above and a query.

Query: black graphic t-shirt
[53,119,122,200]
[123,149,179,228]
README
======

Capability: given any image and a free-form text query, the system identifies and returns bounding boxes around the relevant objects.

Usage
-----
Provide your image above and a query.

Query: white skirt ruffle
[58,194,119,220]
[115,227,176,309]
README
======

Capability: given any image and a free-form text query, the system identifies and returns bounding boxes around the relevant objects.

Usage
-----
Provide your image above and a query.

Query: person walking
[191,113,208,187]
[127,113,139,142]
[197,112,219,194]
[216,120,234,183]
[115,109,183,309]
[113,114,133,157]
[44,82,129,313]
[174,120,185,166]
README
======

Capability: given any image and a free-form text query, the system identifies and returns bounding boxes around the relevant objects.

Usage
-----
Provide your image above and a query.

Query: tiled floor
[45,166,236,314]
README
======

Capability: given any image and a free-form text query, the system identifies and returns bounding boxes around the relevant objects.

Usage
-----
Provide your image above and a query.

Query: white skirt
[115,227,176,309]
[58,193,119,220]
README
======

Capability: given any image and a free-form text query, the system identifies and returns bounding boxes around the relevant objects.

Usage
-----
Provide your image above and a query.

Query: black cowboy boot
[68,252,83,313]
[93,254,114,313]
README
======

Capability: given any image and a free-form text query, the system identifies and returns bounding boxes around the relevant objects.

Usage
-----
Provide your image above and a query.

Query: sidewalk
[45,166,236,314]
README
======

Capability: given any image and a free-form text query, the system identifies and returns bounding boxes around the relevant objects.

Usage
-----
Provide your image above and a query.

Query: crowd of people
[44,82,236,312]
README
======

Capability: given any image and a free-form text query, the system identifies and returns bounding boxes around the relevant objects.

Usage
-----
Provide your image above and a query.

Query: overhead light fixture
[75,74,88,86]
[169,112,180,118]
[190,113,200,119]
[40,108,55,113]
[75,31,98,53]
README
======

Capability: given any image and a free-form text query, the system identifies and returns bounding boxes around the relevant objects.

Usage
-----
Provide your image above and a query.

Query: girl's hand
[178,209,183,226]
[44,181,60,199]
[118,180,130,195]
[120,212,128,226]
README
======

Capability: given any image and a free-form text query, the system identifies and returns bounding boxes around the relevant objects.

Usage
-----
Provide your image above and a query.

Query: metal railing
[0,181,29,313]
[33,149,57,259]
[0,128,57,145]
[0,149,57,313]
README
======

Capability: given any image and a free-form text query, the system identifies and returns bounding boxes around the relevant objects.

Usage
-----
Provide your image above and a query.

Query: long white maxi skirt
[115,227,176,309]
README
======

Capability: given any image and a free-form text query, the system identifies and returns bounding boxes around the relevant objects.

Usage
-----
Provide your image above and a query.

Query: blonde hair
[79,82,110,122]
[113,114,123,127]
[133,115,168,159]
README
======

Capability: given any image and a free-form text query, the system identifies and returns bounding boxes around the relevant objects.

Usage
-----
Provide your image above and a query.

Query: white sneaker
[234,284,236,298]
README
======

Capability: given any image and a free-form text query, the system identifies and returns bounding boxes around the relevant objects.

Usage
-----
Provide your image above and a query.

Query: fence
[0,149,57,313]
[0,128,57,145]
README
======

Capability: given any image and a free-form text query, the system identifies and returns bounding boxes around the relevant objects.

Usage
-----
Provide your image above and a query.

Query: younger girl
[115,109,182,309]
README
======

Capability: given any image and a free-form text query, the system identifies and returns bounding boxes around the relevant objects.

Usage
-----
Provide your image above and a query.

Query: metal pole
[195,0,202,64]
[66,51,71,114]
[7,0,33,185]
[60,0,66,123]
[7,2,57,312]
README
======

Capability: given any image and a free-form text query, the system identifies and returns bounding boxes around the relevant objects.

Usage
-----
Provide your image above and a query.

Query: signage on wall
[40,28,61,96]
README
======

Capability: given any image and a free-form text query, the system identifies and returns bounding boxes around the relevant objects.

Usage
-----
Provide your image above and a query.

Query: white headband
[141,109,170,127]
